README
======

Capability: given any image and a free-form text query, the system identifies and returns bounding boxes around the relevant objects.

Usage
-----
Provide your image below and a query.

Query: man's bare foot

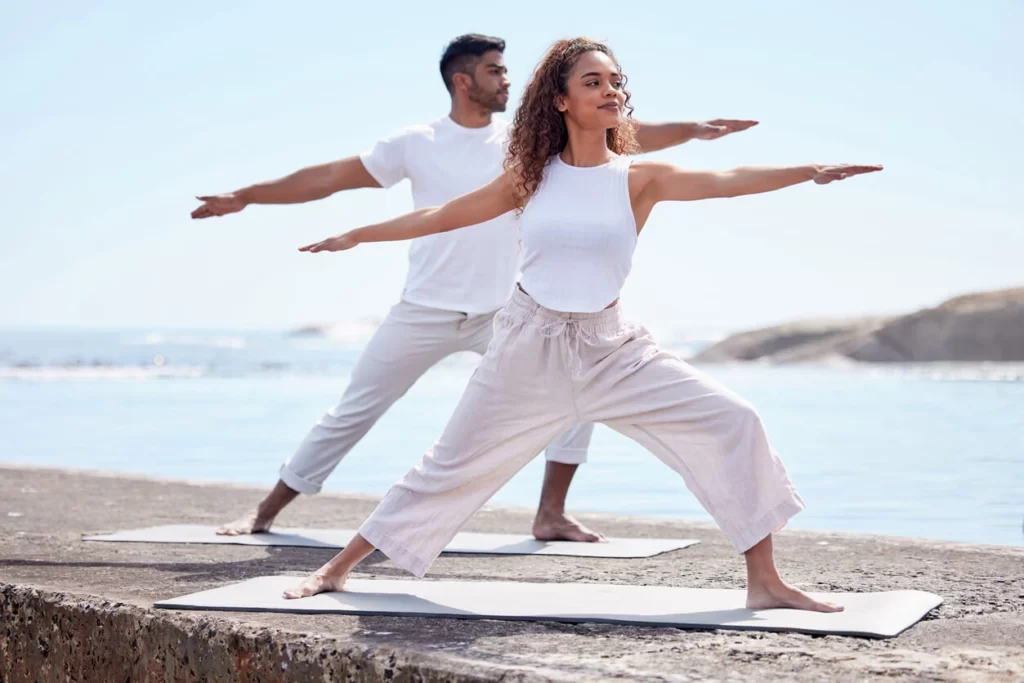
[216,511,274,536]
[746,580,844,613]
[217,481,299,536]
[532,511,606,542]
[283,571,348,599]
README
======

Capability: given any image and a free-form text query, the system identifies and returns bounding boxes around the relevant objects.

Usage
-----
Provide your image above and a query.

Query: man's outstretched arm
[191,157,381,219]
[633,119,759,154]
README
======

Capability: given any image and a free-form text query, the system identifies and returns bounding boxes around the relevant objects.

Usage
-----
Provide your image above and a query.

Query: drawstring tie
[540,319,599,376]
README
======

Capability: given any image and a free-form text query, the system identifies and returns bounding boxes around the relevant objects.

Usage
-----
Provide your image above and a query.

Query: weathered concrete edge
[0,582,559,683]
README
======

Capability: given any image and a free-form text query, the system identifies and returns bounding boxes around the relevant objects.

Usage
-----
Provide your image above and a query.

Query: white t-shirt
[360,117,519,314]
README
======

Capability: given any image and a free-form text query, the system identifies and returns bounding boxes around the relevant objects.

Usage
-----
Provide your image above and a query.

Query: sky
[1,1,1022,334]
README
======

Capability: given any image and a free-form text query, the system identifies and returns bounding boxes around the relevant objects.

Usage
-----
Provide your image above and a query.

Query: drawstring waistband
[539,319,600,375]
[503,286,624,376]
[505,286,623,330]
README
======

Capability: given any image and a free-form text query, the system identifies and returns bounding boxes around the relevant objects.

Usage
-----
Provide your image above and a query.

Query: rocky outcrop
[287,320,381,347]
[694,288,1024,364]
[692,318,892,363]
[289,324,328,337]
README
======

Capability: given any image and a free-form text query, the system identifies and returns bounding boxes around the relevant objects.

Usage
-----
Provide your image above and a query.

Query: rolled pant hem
[278,463,323,495]
[544,446,588,465]
[359,519,432,578]
[728,495,806,554]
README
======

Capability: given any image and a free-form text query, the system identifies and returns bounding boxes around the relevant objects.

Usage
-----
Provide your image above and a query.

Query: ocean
[1,327,1021,546]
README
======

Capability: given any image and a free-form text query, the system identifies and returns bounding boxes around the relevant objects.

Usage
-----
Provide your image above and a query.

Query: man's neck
[448,99,494,129]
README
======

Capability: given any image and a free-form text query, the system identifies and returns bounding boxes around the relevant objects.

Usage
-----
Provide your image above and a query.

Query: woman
[285,37,881,612]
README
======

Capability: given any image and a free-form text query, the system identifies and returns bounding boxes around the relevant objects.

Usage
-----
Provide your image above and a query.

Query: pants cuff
[544,446,588,465]
[278,463,323,495]
[359,518,433,578]
[728,493,806,554]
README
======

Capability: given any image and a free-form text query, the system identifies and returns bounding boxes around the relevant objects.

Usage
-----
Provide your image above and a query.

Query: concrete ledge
[0,583,547,683]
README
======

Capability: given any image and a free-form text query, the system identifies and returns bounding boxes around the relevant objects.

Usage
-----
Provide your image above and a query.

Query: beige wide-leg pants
[360,288,804,576]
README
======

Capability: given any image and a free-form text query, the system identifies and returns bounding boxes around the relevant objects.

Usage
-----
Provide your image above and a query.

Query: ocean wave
[122,333,247,349]
[862,364,1024,383]
[0,365,204,381]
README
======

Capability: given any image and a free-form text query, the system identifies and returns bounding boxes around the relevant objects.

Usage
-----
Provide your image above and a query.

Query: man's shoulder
[381,120,441,143]
[383,116,509,142]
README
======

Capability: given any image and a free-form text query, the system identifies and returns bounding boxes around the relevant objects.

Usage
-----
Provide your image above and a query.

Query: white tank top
[518,154,637,312]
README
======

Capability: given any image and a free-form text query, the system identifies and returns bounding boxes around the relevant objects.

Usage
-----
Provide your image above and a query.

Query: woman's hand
[299,231,359,253]
[812,164,884,184]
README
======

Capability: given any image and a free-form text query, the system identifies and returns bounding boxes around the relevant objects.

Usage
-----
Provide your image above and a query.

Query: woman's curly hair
[505,37,639,211]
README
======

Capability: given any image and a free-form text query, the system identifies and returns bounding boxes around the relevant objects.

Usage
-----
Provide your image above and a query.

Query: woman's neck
[560,127,614,167]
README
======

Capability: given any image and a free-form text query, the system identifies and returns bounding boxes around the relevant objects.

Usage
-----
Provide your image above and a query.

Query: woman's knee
[721,394,764,432]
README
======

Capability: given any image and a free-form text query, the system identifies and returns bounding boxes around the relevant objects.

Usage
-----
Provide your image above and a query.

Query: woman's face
[557,50,626,130]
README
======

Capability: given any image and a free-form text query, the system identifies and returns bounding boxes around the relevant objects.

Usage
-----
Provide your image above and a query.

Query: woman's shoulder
[628,159,677,184]
[629,158,676,172]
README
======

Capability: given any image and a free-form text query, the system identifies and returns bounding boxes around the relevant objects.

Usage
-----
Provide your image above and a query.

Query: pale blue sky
[2,1,1021,333]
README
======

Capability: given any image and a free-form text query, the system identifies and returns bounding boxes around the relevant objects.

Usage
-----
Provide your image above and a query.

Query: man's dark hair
[439,34,506,93]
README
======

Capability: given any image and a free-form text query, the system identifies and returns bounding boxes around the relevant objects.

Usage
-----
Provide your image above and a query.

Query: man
[192,33,756,542]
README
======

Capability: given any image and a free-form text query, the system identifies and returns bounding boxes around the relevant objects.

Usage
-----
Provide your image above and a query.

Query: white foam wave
[0,365,204,381]
[858,363,1024,383]
[123,333,247,349]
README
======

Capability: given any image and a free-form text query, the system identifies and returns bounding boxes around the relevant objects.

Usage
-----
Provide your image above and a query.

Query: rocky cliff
[693,288,1024,363]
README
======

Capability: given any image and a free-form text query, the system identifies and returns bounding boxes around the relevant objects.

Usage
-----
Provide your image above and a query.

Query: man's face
[468,49,511,112]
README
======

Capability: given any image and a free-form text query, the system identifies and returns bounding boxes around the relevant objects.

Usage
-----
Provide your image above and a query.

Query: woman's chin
[598,109,623,124]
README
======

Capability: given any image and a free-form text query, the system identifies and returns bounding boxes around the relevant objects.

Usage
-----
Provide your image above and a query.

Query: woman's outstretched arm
[636,161,883,204]
[299,171,518,253]
[633,119,759,153]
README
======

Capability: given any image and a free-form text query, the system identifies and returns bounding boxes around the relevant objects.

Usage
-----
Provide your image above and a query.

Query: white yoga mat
[84,524,699,559]
[155,576,942,638]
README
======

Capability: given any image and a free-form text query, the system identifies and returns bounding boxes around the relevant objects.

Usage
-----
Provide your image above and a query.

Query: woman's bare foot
[742,533,842,612]
[282,571,348,599]
[746,580,843,613]
[282,533,376,600]
[532,510,606,542]
[216,510,274,536]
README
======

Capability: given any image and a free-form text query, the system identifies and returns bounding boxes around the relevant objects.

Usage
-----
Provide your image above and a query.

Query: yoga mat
[155,576,942,638]
[85,524,699,558]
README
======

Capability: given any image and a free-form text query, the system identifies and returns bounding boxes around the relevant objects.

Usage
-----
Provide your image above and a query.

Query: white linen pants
[359,288,805,576]
[279,300,594,494]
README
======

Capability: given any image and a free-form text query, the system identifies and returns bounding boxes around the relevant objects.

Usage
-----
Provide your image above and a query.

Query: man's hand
[812,164,884,184]
[299,231,359,253]
[694,119,759,140]
[191,193,247,219]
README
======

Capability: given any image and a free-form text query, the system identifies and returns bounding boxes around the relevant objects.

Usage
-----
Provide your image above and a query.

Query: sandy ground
[1,464,1022,682]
